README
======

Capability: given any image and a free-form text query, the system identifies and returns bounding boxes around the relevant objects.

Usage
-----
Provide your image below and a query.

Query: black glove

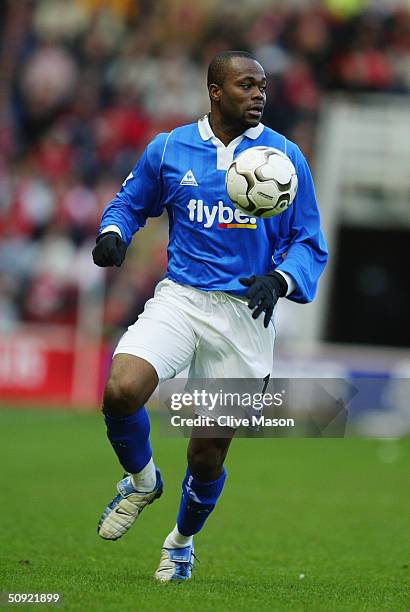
[239,271,288,328]
[92,231,128,267]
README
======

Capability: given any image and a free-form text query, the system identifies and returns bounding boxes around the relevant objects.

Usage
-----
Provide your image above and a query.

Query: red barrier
[0,327,107,407]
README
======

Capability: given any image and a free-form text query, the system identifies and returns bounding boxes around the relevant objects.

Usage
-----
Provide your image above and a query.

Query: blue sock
[104,407,152,473]
[177,468,227,536]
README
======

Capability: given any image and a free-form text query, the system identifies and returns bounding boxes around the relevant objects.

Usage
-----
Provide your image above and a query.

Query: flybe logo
[187,199,257,229]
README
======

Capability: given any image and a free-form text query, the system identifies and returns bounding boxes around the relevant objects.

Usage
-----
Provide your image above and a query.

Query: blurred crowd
[1,0,409,337]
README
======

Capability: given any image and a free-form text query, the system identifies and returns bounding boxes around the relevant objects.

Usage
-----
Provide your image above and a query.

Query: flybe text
[187,199,256,228]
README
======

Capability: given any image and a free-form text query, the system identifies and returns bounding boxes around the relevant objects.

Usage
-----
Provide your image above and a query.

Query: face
[210,57,267,129]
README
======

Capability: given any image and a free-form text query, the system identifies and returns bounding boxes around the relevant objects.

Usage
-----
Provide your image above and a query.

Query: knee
[103,373,144,417]
[187,446,225,481]
[102,355,158,417]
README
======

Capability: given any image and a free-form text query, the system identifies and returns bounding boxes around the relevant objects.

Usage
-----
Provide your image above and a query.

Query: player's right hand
[92,232,128,267]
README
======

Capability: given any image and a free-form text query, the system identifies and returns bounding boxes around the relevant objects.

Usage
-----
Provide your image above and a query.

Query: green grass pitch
[0,406,409,611]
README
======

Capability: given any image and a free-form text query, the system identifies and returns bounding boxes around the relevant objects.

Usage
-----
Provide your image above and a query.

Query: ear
[208,84,221,103]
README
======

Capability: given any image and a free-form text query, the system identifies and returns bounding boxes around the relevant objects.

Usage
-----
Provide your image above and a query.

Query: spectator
[1,1,408,335]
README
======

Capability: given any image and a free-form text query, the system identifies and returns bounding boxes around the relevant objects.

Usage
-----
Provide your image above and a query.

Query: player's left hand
[239,272,288,328]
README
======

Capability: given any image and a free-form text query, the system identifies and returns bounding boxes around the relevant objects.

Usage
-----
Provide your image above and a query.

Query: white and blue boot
[98,468,163,540]
[154,543,195,582]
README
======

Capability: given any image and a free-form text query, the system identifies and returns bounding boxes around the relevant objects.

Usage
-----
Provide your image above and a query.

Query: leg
[155,290,276,580]
[98,354,163,540]
[102,353,158,475]
[155,426,234,581]
[98,280,197,540]
[175,427,234,537]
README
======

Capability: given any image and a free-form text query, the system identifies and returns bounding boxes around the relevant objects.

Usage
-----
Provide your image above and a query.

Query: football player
[92,51,328,581]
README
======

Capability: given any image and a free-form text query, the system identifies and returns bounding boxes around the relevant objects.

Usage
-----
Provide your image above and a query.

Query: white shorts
[114,278,276,381]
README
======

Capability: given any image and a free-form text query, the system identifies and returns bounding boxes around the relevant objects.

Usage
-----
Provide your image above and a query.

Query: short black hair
[207,50,257,87]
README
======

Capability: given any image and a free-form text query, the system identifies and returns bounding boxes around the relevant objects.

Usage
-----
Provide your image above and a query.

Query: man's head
[207,51,266,130]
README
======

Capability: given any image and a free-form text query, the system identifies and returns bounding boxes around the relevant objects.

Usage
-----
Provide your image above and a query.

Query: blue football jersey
[99,115,328,303]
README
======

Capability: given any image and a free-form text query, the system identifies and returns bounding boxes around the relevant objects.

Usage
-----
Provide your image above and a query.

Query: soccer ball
[226,146,298,218]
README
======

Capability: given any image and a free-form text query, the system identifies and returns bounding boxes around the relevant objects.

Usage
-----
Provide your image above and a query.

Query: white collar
[198,114,264,142]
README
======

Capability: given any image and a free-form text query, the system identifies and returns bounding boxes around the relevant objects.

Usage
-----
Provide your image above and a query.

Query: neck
[208,112,245,146]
